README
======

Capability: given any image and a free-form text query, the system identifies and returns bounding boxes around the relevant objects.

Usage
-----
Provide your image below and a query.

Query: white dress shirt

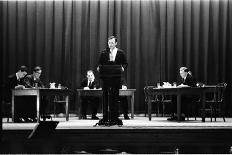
[16,73,20,81]
[109,48,118,62]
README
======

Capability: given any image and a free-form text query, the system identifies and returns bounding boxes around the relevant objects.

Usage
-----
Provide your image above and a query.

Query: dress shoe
[167,115,185,121]
[30,117,37,122]
[167,115,177,121]
[14,117,23,123]
[124,115,130,120]
[23,117,31,122]
[91,115,99,120]
[28,117,34,122]
[41,115,52,121]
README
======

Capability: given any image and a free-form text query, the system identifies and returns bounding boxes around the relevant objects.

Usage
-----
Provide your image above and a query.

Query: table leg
[78,93,81,119]
[201,92,206,122]
[12,91,15,122]
[177,95,181,121]
[148,96,152,121]
[65,95,69,121]
[131,94,134,119]
[36,93,40,123]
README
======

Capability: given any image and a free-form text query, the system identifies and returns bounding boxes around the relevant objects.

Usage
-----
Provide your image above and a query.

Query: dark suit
[4,74,26,102]
[98,49,128,69]
[182,73,197,87]
[98,48,127,122]
[80,78,100,118]
[4,74,27,120]
[24,74,45,88]
[23,75,47,119]
[172,73,198,115]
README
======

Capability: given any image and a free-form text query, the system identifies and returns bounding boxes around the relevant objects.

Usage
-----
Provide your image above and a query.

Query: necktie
[109,51,114,61]
[89,81,92,88]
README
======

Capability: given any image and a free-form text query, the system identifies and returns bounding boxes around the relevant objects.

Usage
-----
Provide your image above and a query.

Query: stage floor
[3,115,232,130]
[2,115,232,154]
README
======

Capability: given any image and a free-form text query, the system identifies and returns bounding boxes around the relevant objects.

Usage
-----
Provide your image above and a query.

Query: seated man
[4,65,28,122]
[167,67,197,121]
[80,70,100,120]
[118,79,130,120]
[24,66,44,88]
[24,66,47,121]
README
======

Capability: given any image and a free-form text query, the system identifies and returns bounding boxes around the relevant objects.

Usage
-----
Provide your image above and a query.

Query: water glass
[173,82,177,87]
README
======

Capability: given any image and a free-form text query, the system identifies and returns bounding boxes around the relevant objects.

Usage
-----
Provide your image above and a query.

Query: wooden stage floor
[3,115,232,130]
[2,115,232,154]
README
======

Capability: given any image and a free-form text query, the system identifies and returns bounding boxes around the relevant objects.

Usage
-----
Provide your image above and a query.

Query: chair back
[214,83,227,103]
[144,86,159,103]
[144,86,153,103]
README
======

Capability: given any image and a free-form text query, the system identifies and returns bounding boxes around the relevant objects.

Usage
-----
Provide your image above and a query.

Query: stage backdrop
[1,0,232,115]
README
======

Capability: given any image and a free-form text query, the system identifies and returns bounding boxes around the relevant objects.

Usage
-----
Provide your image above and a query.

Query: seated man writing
[167,67,197,121]
[80,70,100,120]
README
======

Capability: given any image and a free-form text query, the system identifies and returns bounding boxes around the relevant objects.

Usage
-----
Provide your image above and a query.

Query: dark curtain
[159,0,232,115]
[1,0,232,115]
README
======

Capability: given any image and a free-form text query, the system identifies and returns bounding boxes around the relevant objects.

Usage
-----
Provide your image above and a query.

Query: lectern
[96,65,123,126]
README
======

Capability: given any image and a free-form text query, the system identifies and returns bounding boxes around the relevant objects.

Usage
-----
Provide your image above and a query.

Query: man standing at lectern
[97,36,128,124]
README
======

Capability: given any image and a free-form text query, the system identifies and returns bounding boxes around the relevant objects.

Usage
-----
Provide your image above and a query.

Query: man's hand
[83,87,90,90]
[97,66,100,72]
[122,85,127,90]
[121,66,124,72]
[15,85,25,89]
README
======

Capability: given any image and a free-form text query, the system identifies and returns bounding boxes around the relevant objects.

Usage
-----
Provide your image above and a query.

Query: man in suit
[179,67,196,87]
[4,65,28,122]
[167,67,197,121]
[80,70,100,120]
[23,66,46,122]
[24,66,44,88]
[97,36,128,125]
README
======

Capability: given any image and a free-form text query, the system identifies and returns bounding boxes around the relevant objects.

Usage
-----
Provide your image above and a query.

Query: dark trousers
[118,97,128,116]
[171,95,198,115]
[81,97,99,117]
[40,96,49,116]
[102,77,121,121]
[15,96,48,119]
[15,96,36,119]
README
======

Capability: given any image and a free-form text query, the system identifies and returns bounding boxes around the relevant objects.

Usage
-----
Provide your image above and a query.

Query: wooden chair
[160,95,172,117]
[53,95,66,118]
[144,86,172,117]
[144,87,161,117]
[204,83,227,122]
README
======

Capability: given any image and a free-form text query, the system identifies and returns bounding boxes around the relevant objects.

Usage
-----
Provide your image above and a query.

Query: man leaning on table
[167,67,197,121]
[4,65,28,122]
[80,70,100,120]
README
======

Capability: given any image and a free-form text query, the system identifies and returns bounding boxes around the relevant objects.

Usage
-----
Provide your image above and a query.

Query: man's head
[108,36,117,50]
[86,70,95,81]
[33,66,42,79]
[179,67,189,79]
[17,65,28,79]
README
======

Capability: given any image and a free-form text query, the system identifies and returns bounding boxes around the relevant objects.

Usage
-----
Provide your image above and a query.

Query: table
[144,86,218,122]
[12,88,72,122]
[76,89,136,119]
